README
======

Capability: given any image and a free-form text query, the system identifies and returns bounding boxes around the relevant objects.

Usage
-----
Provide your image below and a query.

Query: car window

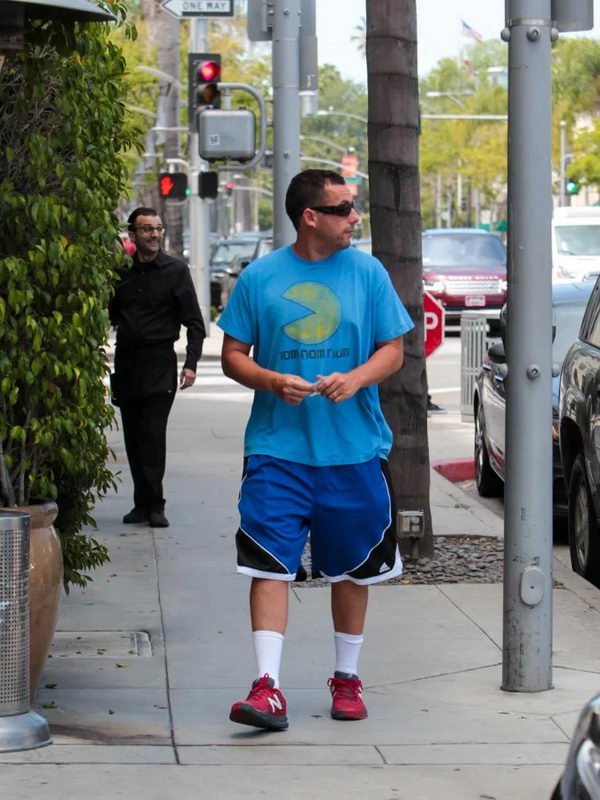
[555,225,600,256]
[553,302,592,362]
[422,234,506,267]
[580,278,600,348]
[256,238,273,259]
[212,241,258,264]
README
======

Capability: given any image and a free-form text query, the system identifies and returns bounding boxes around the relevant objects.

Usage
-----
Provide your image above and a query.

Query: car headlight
[424,278,445,292]
[555,264,579,280]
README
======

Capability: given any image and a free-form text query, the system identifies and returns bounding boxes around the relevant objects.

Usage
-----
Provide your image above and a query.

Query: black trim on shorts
[346,459,398,581]
[236,528,289,575]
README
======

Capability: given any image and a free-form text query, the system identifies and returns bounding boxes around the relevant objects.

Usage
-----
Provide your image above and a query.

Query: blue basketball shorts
[235,454,402,585]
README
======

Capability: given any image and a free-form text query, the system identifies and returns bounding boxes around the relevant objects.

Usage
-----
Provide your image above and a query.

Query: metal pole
[435,173,442,228]
[559,119,566,207]
[272,0,302,249]
[501,0,554,692]
[188,19,211,330]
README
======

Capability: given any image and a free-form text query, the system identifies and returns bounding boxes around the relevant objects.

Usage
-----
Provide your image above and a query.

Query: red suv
[422,229,507,323]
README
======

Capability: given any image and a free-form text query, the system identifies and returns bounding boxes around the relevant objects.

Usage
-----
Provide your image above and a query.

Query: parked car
[352,237,372,254]
[551,691,600,799]
[552,205,600,283]
[210,232,273,309]
[422,228,507,325]
[559,275,600,585]
[474,281,595,518]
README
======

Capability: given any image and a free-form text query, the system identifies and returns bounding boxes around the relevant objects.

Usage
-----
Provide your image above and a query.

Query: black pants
[120,392,175,511]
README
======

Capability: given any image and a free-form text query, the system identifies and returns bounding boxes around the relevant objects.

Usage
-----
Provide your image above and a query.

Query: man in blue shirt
[219,170,413,730]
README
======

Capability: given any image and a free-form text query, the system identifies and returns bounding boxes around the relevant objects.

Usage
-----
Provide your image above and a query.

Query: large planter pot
[2,501,63,700]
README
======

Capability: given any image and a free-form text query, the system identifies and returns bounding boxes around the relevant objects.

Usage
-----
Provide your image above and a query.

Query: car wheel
[474,404,503,497]
[568,454,600,585]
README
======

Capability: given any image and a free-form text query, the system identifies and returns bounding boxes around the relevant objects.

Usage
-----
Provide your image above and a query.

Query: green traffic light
[566,179,579,195]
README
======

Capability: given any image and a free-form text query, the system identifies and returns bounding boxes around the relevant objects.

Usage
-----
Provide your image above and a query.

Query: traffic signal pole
[501,1,554,692]
[272,0,302,249]
[188,18,211,331]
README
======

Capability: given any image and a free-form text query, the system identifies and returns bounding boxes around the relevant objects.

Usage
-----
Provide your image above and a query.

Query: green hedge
[0,6,142,589]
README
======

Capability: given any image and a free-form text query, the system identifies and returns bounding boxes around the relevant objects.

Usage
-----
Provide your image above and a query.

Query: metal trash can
[460,311,491,421]
[0,511,51,751]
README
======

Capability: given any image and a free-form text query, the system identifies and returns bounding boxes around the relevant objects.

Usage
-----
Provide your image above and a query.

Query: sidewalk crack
[151,528,180,765]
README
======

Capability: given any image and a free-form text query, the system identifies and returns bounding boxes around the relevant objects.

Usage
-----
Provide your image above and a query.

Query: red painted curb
[432,458,475,483]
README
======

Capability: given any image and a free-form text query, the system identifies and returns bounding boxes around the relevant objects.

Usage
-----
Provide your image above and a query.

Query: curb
[432,458,475,483]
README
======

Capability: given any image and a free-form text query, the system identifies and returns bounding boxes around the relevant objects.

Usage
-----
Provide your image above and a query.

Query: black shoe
[294,564,308,582]
[427,400,448,414]
[149,509,169,528]
[123,507,149,524]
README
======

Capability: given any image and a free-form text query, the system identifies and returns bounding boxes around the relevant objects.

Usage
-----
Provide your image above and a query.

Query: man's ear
[302,208,319,229]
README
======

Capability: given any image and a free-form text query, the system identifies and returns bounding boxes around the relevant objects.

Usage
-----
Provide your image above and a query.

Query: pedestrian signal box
[199,171,219,199]
[158,172,189,200]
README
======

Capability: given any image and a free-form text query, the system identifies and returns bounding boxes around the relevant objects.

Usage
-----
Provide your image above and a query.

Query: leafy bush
[0,5,142,589]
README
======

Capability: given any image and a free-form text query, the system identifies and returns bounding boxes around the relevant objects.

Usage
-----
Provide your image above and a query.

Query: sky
[315,0,600,84]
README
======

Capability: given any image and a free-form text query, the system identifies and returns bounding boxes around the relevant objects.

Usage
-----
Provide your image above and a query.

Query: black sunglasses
[309,200,355,217]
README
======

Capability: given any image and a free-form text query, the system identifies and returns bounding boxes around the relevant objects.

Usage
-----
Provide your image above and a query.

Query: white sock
[334,631,364,677]
[253,630,284,688]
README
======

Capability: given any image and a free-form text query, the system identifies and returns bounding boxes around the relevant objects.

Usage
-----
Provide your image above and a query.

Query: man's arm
[316,337,404,404]
[174,266,206,389]
[222,334,315,406]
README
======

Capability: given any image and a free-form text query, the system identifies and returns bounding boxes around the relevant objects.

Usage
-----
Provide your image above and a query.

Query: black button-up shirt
[110,250,206,371]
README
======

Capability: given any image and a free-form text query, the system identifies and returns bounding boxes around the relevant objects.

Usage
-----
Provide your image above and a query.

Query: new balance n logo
[268,695,283,713]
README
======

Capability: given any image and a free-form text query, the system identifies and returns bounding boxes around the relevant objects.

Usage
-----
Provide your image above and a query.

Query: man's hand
[179,367,196,390]
[316,371,362,403]
[271,373,316,405]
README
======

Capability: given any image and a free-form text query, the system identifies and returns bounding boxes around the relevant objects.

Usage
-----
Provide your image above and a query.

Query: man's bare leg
[250,577,289,633]
[331,581,368,634]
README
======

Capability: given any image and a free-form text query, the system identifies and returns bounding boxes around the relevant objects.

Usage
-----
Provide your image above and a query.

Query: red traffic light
[198,60,221,82]
[158,172,189,200]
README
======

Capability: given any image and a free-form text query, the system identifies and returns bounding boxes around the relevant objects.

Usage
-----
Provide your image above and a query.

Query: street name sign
[423,292,445,358]
[161,0,233,18]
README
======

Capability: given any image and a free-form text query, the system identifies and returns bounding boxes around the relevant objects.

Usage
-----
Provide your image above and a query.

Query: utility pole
[502,0,554,695]
[559,119,567,207]
[501,0,593,693]
[188,18,211,331]
[272,0,301,249]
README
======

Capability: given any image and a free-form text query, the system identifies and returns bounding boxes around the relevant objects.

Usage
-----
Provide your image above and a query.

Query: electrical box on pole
[198,108,256,161]
[551,0,593,31]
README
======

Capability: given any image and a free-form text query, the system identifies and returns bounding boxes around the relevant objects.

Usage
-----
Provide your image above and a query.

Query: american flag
[461,20,484,42]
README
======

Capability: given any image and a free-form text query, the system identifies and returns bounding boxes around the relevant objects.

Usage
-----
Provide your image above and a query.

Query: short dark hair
[285,169,346,231]
[128,207,159,230]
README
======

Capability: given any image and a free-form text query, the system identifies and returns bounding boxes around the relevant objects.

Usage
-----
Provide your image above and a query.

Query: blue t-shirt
[217,245,414,466]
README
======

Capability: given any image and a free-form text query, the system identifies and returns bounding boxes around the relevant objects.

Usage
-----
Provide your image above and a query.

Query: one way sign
[161,0,233,18]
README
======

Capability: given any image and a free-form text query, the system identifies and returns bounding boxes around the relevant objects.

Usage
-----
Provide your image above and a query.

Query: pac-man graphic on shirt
[282,282,341,345]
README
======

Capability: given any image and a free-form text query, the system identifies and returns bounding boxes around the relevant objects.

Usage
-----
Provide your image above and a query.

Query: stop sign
[423,292,445,358]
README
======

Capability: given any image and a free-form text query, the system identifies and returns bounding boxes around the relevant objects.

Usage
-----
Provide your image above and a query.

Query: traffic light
[158,172,189,200]
[565,177,580,196]
[188,53,221,129]
[225,180,234,196]
[199,171,219,199]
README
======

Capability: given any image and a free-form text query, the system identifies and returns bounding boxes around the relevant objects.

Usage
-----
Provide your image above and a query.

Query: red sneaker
[229,674,289,730]
[328,672,368,720]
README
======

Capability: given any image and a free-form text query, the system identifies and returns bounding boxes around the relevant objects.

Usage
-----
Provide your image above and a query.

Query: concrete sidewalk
[1,369,599,800]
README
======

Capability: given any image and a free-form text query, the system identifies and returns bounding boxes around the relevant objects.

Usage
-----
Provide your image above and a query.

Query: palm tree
[351,15,366,56]
[366,1,433,557]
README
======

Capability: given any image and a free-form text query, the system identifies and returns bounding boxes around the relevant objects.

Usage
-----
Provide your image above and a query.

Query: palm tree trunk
[366,0,433,557]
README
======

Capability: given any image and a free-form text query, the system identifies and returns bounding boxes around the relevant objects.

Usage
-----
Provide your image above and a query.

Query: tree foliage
[0,3,142,589]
